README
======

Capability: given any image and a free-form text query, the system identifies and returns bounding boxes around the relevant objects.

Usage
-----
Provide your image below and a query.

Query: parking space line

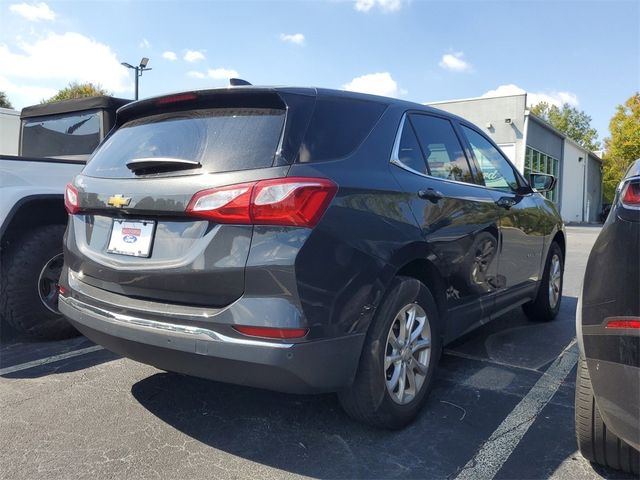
[453,341,579,480]
[0,345,105,375]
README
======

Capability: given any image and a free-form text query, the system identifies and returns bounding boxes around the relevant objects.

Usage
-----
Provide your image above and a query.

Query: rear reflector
[186,177,337,227]
[233,326,309,339]
[621,181,640,206]
[606,318,640,329]
[65,183,80,214]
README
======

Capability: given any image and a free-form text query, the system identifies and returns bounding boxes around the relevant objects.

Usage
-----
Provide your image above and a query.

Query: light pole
[120,57,152,100]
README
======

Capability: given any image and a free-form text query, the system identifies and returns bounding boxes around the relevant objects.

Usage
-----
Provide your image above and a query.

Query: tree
[602,93,640,202]
[0,91,13,109]
[531,102,601,152]
[42,82,111,103]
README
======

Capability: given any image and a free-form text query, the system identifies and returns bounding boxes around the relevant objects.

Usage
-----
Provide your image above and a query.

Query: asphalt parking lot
[0,225,634,480]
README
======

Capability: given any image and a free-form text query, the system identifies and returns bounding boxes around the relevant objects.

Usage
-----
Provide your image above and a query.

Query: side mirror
[529,173,556,192]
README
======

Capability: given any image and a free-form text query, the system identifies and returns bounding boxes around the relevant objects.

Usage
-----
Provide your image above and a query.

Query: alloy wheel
[384,303,432,405]
[548,254,562,309]
[38,253,64,314]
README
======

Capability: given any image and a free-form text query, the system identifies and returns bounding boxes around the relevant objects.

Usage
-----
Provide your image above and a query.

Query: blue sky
[0,0,637,140]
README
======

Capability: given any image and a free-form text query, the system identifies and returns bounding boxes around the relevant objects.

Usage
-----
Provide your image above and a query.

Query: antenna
[229,78,252,86]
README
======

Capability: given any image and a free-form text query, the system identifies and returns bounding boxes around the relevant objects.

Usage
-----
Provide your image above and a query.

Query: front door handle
[418,188,444,203]
[496,196,517,209]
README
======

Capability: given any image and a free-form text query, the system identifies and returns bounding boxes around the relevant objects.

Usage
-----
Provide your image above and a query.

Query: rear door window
[409,114,476,184]
[297,96,387,162]
[83,108,285,178]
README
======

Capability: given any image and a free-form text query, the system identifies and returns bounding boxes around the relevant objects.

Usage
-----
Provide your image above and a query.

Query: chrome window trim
[389,113,529,194]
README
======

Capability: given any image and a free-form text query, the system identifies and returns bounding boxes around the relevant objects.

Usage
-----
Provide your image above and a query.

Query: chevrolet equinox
[59,86,565,428]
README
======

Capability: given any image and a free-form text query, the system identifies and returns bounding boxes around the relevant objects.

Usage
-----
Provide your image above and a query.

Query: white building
[429,94,602,223]
[0,107,20,156]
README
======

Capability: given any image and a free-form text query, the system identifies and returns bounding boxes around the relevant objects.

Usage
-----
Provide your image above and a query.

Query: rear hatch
[64,88,315,307]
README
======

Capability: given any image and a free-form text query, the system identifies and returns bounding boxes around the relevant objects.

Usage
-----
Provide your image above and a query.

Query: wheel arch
[395,257,449,339]
[1,195,67,247]
[552,230,566,258]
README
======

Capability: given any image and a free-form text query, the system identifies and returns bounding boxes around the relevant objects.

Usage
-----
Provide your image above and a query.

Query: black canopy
[21,96,131,119]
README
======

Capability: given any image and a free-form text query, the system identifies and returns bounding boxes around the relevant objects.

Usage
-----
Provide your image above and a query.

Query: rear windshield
[21,110,101,157]
[83,108,285,178]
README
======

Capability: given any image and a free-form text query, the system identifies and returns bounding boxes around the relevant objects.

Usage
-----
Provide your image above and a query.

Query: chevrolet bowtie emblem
[107,194,131,208]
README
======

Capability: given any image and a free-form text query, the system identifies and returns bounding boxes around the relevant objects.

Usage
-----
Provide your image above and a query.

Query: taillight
[606,317,640,329]
[233,325,309,339]
[155,92,198,106]
[186,177,337,227]
[186,182,254,223]
[621,181,640,207]
[65,183,80,214]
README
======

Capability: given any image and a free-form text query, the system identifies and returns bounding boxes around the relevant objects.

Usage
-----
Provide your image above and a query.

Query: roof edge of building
[425,93,527,106]
[0,107,20,116]
[527,112,602,162]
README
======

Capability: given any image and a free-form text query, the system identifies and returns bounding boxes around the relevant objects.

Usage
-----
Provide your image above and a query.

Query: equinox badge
[107,194,131,208]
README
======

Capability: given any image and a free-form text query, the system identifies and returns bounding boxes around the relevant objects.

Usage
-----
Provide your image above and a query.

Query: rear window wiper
[126,157,202,174]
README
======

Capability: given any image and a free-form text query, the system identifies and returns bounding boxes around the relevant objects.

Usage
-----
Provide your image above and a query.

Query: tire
[523,241,563,322]
[575,357,639,474]
[0,224,78,340]
[338,276,442,429]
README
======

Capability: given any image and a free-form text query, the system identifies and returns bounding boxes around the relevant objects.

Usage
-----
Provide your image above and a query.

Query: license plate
[107,220,156,257]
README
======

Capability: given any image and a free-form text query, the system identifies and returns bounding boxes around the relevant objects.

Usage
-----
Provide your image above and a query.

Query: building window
[524,146,559,202]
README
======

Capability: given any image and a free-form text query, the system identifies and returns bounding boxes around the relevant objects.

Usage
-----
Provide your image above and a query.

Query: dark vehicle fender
[356,241,448,341]
[534,196,565,282]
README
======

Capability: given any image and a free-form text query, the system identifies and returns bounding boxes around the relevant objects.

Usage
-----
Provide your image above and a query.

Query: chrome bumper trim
[60,296,293,349]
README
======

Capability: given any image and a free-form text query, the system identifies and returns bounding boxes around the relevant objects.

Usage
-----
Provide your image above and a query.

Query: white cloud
[139,38,150,49]
[342,72,404,98]
[439,51,472,72]
[0,75,56,107]
[162,51,177,61]
[279,33,305,45]
[354,0,404,13]
[0,32,130,106]
[187,71,205,79]
[183,49,205,62]
[207,68,239,80]
[481,84,579,108]
[9,2,55,21]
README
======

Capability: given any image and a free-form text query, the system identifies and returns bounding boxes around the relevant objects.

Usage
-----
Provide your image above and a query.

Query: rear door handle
[418,188,444,203]
[496,197,517,209]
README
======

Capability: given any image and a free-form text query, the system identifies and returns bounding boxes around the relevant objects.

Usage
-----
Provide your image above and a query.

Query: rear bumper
[59,295,365,394]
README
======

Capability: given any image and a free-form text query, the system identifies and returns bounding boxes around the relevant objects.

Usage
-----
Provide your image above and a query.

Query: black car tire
[575,357,639,474]
[0,224,78,339]
[338,276,442,429]
[523,241,563,322]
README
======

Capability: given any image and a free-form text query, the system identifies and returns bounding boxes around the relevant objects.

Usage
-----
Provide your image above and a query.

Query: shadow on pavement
[132,370,523,479]
[129,294,592,478]
[497,368,637,480]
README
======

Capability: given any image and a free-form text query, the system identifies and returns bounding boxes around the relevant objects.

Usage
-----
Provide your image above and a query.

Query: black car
[576,159,640,473]
[59,86,565,428]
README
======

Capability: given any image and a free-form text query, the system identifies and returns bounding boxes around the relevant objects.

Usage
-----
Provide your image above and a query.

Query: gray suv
[59,86,565,428]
